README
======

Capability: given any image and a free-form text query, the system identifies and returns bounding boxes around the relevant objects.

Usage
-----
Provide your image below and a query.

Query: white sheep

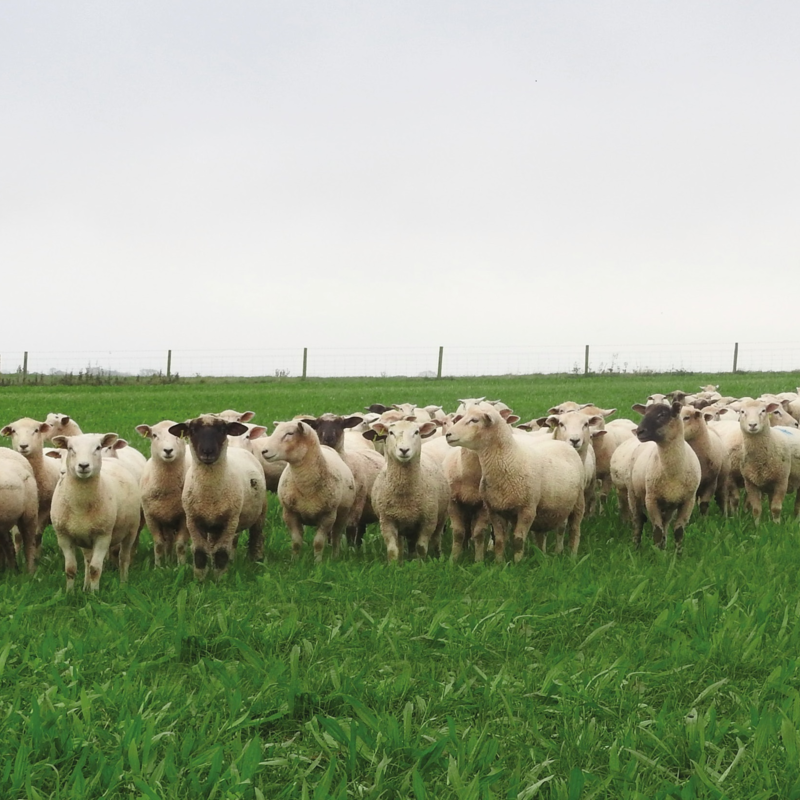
[135,420,190,566]
[1,417,62,560]
[446,403,585,559]
[628,402,701,551]
[679,406,730,516]
[442,444,489,562]
[50,433,142,591]
[169,415,268,579]
[102,438,147,482]
[736,399,800,525]
[0,449,39,572]
[367,418,449,562]
[258,420,355,561]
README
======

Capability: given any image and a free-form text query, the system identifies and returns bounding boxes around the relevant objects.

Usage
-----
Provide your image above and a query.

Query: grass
[1,372,800,798]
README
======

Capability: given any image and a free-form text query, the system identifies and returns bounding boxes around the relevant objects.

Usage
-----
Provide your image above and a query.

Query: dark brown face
[301,415,362,450]
[636,402,678,443]
[169,417,246,464]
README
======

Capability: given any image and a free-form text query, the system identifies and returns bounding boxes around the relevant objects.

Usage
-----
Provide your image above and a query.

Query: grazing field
[2,373,800,799]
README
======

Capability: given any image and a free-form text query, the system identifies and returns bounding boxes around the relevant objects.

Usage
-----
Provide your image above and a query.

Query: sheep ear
[598,407,616,417]
[587,415,604,427]
[247,426,267,439]
[40,422,52,435]
[504,414,520,425]
[765,402,781,414]
[136,425,153,439]
[341,416,364,429]
[0,426,11,437]
[226,422,248,437]
[362,429,387,442]
[591,429,607,439]
[546,406,561,415]
[52,436,68,449]
[62,416,71,424]
[238,411,256,422]
[419,422,438,439]
[703,411,716,422]
[631,404,647,415]
[299,418,319,430]
[482,413,495,426]
[296,422,307,435]
[45,450,62,459]
[168,423,189,439]
[101,433,119,448]
[545,415,559,430]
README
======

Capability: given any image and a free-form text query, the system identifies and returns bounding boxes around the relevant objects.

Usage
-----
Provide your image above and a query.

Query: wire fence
[2,342,800,383]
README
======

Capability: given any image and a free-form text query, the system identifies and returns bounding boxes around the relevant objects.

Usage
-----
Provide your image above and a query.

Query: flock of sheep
[2,383,800,592]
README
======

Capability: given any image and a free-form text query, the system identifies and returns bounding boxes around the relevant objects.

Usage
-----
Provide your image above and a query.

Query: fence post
[732,342,738,373]
[302,347,308,380]
[166,349,172,379]
[437,346,444,379]
[584,345,589,375]
[22,351,28,384]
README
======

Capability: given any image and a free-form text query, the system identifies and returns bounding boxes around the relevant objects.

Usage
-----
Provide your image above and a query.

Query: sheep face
[54,433,119,480]
[136,421,186,462]
[102,439,128,459]
[636,402,682,444]
[217,409,256,423]
[1,417,51,457]
[445,404,501,450]
[259,421,317,463]
[169,416,247,465]
[546,412,603,451]
[738,401,780,435]
[376,420,437,463]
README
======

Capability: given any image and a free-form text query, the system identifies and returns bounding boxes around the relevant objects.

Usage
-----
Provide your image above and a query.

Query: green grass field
[1,373,800,799]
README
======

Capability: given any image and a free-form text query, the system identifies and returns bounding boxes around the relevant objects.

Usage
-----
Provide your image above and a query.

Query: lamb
[169,415,267,579]
[0,449,39,572]
[366,418,449,562]
[135,420,190,565]
[679,407,730,516]
[627,402,701,551]
[258,420,355,561]
[298,414,383,547]
[44,414,82,443]
[1,417,62,559]
[446,403,585,559]
[736,399,800,525]
[50,433,142,591]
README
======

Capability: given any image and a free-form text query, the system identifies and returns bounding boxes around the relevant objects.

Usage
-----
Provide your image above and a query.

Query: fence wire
[1,343,800,380]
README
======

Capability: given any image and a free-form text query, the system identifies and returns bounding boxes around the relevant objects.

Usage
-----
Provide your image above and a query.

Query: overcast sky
[2,1,799,358]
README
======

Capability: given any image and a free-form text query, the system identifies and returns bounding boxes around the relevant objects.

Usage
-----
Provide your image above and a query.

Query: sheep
[217,409,256,423]
[446,403,585,560]
[627,402,701,551]
[544,411,602,516]
[44,414,82,443]
[442,443,489,562]
[679,406,730,516]
[1,417,62,559]
[135,420,190,566]
[0,449,39,572]
[366,418,449,563]
[258,420,355,561]
[169,415,267,579]
[736,399,800,525]
[298,414,383,547]
[50,433,142,591]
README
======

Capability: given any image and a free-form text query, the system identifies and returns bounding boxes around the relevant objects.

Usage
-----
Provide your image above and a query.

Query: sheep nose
[399,447,410,456]
[749,423,758,431]
[78,462,90,471]
[163,448,173,456]
[18,444,28,451]
[570,437,581,447]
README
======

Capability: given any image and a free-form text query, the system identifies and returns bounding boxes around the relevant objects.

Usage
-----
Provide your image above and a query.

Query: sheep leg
[117,532,137,583]
[769,480,788,524]
[449,502,469,562]
[0,532,16,571]
[19,507,39,574]
[471,505,491,562]
[629,495,646,548]
[56,532,78,592]
[489,513,508,562]
[512,511,537,563]
[743,480,763,526]
[84,535,113,592]
[147,515,168,567]
[672,497,695,555]
[312,511,338,563]
[415,520,439,559]
[329,509,349,560]
[283,510,306,559]
[533,531,547,554]
[646,498,667,549]
[379,517,401,563]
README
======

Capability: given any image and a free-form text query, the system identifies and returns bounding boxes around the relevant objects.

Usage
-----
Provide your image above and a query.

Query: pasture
[1,373,800,799]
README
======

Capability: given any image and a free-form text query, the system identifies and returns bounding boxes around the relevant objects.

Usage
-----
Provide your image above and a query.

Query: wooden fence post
[166,350,172,379]
[302,348,308,380]
[22,351,28,384]
[732,342,738,373]
[437,346,444,379]
[584,345,590,375]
